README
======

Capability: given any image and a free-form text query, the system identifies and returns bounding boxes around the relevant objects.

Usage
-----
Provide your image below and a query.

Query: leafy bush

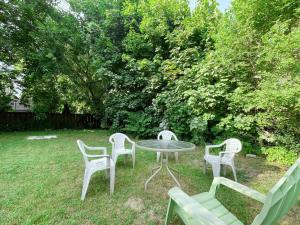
[122,111,160,138]
[189,117,207,144]
[2,0,300,167]
[262,147,298,166]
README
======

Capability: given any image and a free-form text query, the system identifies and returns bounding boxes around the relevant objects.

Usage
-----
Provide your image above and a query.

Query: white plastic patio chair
[157,130,179,163]
[77,140,115,200]
[204,138,242,181]
[109,133,135,168]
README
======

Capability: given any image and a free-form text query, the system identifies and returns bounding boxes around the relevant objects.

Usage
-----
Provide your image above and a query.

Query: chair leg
[81,169,92,200]
[175,152,179,163]
[212,163,221,178]
[157,152,161,162]
[113,155,118,166]
[203,159,207,174]
[223,165,227,176]
[231,165,237,182]
[106,168,109,178]
[165,199,175,225]
[110,166,115,195]
[132,153,135,169]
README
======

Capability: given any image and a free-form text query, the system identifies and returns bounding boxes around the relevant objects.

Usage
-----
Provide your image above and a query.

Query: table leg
[166,165,181,189]
[167,166,180,176]
[165,153,181,189]
[144,152,182,191]
[144,155,163,191]
[151,166,161,174]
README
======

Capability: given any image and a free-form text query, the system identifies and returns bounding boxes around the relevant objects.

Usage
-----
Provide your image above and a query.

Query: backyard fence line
[0,112,101,131]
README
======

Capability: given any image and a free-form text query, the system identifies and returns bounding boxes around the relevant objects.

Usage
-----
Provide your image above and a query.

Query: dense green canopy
[1,0,299,159]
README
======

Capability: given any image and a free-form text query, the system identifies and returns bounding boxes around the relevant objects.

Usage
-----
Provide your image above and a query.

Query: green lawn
[0,130,299,225]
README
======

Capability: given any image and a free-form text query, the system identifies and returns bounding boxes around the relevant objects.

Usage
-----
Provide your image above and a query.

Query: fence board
[0,112,101,131]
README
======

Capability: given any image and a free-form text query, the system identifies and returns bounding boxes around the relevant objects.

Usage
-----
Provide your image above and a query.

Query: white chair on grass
[109,133,135,168]
[203,138,242,181]
[157,130,179,163]
[77,140,115,200]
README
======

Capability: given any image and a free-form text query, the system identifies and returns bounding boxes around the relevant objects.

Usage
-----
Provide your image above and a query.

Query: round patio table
[136,140,196,190]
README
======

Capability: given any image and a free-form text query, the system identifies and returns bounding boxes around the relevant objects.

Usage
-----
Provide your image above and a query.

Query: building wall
[9,99,31,112]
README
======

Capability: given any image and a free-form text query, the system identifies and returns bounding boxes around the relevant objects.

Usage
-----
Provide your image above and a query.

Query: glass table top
[136,140,196,152]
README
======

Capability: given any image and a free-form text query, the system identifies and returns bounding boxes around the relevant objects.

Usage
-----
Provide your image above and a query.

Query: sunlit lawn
[0,130,299,225]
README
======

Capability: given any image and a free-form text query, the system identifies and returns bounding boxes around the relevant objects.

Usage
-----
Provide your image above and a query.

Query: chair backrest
[77,140,89,166]
[252,158,300,225]
[223,138,242,160]
[109,133,128,151]
[157,130,178,141]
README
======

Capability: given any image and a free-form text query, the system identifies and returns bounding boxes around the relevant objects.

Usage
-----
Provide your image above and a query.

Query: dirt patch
[190,159,203,168]
[147,209,163,224]
[133,209,163,225]
[125,197,144,212]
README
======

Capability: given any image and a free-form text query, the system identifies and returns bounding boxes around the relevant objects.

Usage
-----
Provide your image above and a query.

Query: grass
[0,130,299,225]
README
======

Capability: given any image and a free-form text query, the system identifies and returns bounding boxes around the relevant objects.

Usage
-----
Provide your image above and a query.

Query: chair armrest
[85,145,107,154]
[126,137,136,152]
[86,154,111,158]
[85,146,107,150]
[168,187,226,225]
[126,137,135,145]
[209,177,266,203]
[205,142,225,155]
[218,151,236,157]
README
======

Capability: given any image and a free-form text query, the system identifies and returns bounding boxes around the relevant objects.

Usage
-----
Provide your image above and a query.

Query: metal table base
[144,152,181,191]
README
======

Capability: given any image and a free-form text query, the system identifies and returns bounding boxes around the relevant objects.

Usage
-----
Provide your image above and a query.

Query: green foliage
[262,147,298,166]
[1,0,300,162]
[0,71,13,112]
[254,21,300,149]
[122,111,160,138]
[0,62,24,112]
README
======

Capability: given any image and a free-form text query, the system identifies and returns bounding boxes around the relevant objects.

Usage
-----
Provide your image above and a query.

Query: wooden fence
[0,112,102,131]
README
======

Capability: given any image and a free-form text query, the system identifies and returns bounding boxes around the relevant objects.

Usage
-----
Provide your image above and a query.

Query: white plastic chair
[109,133,135,168]
[77,140,115,200]
[157,130,179,163]
[203,138,242,181]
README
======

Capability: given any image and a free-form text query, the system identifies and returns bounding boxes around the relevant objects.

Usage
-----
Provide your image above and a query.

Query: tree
[0,0,56,112]
[1,0,299,157]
